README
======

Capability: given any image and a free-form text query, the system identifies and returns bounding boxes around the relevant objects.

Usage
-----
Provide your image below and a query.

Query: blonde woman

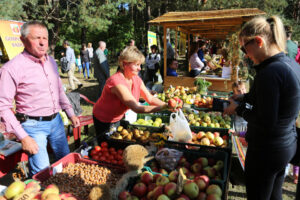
[93,46,168,143]
[224,16,300,199]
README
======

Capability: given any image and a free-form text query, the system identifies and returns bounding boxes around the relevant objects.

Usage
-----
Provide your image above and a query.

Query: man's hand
[21,136,39,155]
[70,116,80,128]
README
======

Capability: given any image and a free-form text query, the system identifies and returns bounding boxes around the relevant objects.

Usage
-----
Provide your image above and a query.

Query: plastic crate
[32,153,124,182]
[165,127,232,154]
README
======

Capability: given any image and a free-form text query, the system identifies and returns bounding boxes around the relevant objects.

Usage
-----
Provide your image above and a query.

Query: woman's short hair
[239,16,286,53]
[119,46,145,69]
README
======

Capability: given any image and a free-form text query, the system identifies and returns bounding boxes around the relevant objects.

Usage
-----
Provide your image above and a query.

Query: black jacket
[236,53,300,149]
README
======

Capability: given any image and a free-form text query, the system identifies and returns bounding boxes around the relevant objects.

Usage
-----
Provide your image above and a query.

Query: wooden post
[164,26,167,78]
[175,29,178,58]
[188,33,191,72]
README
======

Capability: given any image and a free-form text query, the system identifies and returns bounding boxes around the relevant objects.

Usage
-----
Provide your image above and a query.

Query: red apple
[141,171,153,185]
[196,157,208,167]
[118,191,131,200]
[178,157,187,166]
[206,194,221,200]
[168,99,177,108]
[154,174,162,182]
[213,132,220,137]
[198,175,209,185]
[132,182,147,198]
[148,183,157,193]
[194,177,207,191]
[153,186,164,199]
[164,182,177,197]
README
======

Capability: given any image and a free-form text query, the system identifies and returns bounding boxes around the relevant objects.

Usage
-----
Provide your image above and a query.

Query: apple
[43,193,60,200]
[128,196,139,200]
[132,182,147,198]
[146,191,154,200]
[156,176,170,186]
[164,182,177,197]
[206,194,221,200]
[153,186,164,199]
[157,194,170,200]
[148,183,157,192]
[154,174,162,182]
[168,99,177,108]
[178,157,188,166]
[5,181,26,199]
[191,163,202,173]
[206,184,222,197]
[186,172,195,179]
[41,188,60,200]
[196,157,208,167]
[183,182,199,199]
[197,175,209,186]
[194,177,207,191]
[197,131,205,139]
[214,136,224,146]
[203,167,216,178]
[141,171,153,185]
[200,137,210,146]
[213,132,220,137]
[196,192,207,200]
[168,170,179,182]
[216,160,224,168]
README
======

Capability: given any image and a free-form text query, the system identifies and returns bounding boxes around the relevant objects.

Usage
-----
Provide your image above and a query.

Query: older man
[94,41,109,99]
[0,21,80,176]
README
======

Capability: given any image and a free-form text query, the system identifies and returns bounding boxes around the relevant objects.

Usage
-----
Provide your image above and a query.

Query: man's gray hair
[99,41,106,48]
[21,21,47,38]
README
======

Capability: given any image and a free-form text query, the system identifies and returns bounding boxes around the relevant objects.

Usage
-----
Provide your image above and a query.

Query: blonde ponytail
[239,15,286,53]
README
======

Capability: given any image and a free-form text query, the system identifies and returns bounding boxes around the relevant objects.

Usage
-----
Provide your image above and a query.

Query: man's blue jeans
[21,114,70,176]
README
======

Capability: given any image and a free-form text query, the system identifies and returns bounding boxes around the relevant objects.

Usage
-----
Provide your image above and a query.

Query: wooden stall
[148,8,265,92]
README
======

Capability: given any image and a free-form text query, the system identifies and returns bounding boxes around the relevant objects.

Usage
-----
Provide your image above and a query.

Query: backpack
[60,57,69,73]
[147,54,160,71]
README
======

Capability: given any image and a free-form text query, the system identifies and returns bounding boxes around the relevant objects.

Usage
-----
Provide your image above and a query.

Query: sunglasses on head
[240,39,255,54]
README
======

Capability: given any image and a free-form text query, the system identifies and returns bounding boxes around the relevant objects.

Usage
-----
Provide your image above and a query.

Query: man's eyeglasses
[240,39,255,54]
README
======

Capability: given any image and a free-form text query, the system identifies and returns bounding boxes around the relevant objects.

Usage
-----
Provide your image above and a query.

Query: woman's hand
[224,98,238,115]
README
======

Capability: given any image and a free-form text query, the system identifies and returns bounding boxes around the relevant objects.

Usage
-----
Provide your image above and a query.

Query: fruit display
[118,153,225,200]
[109,126,165,143]
[89,142,124,166]
[191,131,228,147]
[1,180,78,200]
[42,162,122,199]
[185,111,232,129]
[168,97,183,110]
[132,117,164,127]
[193,95,213,109]
[157,86,198,104]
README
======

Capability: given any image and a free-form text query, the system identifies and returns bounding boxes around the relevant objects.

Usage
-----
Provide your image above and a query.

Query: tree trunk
[81,27,86,45]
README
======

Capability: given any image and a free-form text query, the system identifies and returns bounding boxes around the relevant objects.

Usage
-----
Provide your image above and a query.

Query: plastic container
[32,153,124,182]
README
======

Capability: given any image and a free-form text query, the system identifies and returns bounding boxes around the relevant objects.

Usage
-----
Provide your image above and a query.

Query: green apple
[183,181,199,199]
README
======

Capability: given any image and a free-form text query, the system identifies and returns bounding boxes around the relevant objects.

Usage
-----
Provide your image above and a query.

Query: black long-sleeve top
[80,49,90,63]
[236,53,300,149]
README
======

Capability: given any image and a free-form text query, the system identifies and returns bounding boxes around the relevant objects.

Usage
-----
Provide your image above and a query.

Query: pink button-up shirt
[0,51,75,140]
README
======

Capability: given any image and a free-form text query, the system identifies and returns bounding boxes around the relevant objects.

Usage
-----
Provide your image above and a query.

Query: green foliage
[194,78,212,94]
[0,0,26,20]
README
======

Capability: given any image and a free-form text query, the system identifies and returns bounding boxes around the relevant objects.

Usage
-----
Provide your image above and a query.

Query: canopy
[148,8,266,40]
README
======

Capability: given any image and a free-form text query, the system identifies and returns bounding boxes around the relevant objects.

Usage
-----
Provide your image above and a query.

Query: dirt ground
[0,64,297,199]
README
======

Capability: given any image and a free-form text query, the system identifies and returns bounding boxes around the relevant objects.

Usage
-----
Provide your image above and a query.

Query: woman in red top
[93,46,168,143]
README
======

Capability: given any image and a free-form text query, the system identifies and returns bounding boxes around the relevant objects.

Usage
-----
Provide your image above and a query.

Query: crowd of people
[0,15,299,200]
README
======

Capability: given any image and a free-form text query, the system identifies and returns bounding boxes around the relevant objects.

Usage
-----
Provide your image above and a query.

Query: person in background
[145,45,161,83]
[87,42,94,74]
[167,39,175,60]
[92,46,170,144]
[0,21,80,176]
[285,26,298,59]
[80,43,90,79]
[167,58,178,77]
[75,55,82,74]
[64,40,82,90]
[60,51,68,73]
[197,39,207,66]
[220,48,232,79]
[128,39,135,47]
[232,80,247,96]
[94,41,109,99]
[224,16,300,200]
[189,42,204,77]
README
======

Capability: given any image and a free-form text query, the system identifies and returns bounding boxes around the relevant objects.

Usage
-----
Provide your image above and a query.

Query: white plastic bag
[169,109,192,142]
